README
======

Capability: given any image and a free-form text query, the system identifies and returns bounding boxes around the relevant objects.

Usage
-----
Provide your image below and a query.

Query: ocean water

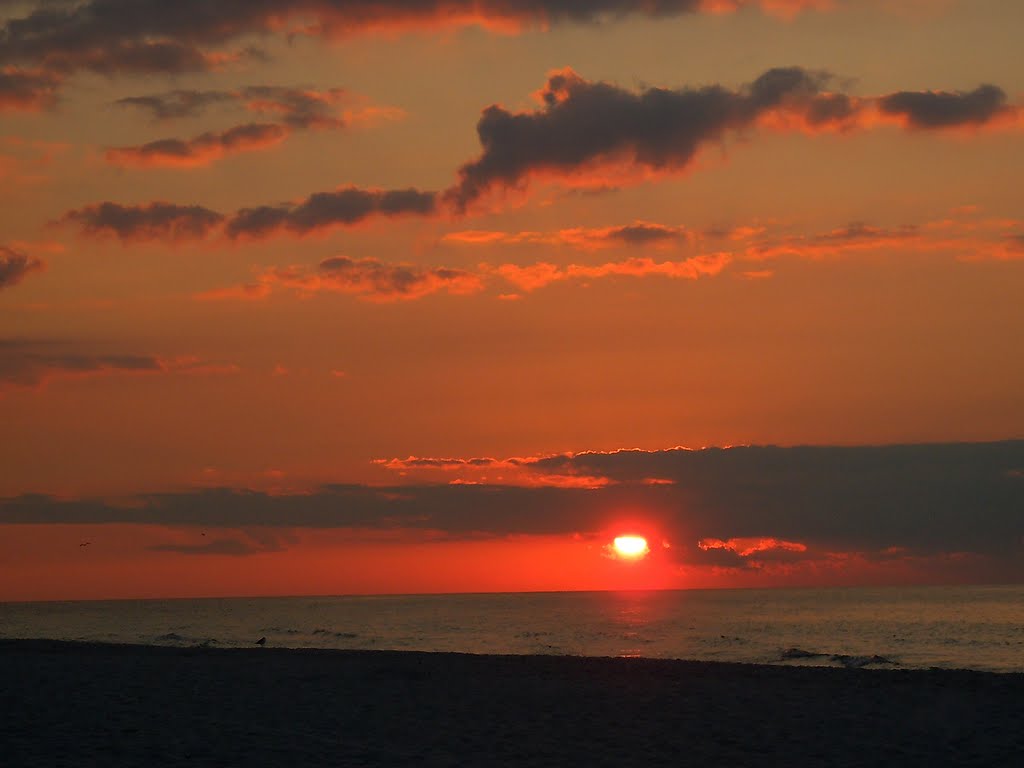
[1,585,1022,673]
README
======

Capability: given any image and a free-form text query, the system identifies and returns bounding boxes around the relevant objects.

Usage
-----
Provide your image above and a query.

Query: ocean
[2,584,1022,673]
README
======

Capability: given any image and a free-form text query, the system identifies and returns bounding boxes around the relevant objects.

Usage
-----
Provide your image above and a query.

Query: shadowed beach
[3,640,1022,767]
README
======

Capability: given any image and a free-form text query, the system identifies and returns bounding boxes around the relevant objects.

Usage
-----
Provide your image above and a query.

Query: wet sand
[2,639,1021,766]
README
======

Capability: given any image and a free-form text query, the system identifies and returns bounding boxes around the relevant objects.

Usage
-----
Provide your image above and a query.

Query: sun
[612,535,649,560]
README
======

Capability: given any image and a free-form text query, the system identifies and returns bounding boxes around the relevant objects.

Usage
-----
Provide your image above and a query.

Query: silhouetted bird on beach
[256,637,266,646]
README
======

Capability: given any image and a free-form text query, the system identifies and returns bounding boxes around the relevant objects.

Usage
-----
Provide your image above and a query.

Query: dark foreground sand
[2,640,1022,767]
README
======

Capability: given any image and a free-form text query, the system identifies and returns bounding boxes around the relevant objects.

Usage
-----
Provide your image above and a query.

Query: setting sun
[613,536,650,560]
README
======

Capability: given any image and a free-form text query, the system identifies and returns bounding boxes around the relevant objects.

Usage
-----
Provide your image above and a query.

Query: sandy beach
[2,640,1021,767]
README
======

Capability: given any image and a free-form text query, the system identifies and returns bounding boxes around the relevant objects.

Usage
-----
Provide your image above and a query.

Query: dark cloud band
[2,441,1021,578]
[445,69,1019,208]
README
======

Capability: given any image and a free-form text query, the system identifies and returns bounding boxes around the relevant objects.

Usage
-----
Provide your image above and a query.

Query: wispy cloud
[106,86,394,169]
[0,245,45,289]
[0,339,237,390]
[495,253,730,291]
[444,222,691,250]
[0,66,60,111]
[106,123,287,168]
[202,257,484,303]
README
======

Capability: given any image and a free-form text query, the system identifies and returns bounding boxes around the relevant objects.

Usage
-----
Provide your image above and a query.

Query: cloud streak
[0,339,163,388]
[106,122,287,168]
[0,339,239,390]
[107,86,370,168]
[444,221,691,250]
[496,253,730,291]
[201,256,483,303]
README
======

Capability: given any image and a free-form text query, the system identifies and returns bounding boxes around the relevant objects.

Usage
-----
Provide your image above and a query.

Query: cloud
[61,201,224,242]
[744,222,922,260]
[443,221,691,250]
[209,256,484,303]
[0,339,238,389]
[62,186,439,243]
[205,249,731,303]
[445,67,863,209]
[107,87,391,168]
[0,66,59,110]
[524,442,1024,560]
[445,69,1021,209]
[740,217,1024,262]
[204,250,729,303]
[0,3,233,76]
[114,89,237,120]
[3,441,1022,580]
[495,252,730,291]
[106,122,287,168]
[235,85,350,129]
[0,339,163,388]
[0,245,44,289]
[0,1,836,84]
[877,85,1012,129]
[225,186,438,239]
[316,256,483,300]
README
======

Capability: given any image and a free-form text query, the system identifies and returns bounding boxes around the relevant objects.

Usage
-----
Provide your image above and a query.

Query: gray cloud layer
[106,122,286,166]
[0,2,717,77]
[3,441,1021,578]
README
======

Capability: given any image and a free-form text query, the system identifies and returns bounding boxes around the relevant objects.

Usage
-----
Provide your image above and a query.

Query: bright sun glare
[613,535,649,559]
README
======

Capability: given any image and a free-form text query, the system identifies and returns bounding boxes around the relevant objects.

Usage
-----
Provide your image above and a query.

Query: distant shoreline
[2,637,1022,676]
[5,580,1024,606]
[4,638,1022,766]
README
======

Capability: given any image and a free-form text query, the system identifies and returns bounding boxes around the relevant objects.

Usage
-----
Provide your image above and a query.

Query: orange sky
[1,0,1022,600]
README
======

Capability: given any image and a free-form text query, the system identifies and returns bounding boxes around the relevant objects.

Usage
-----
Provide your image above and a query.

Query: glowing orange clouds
[699,537,807,557]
